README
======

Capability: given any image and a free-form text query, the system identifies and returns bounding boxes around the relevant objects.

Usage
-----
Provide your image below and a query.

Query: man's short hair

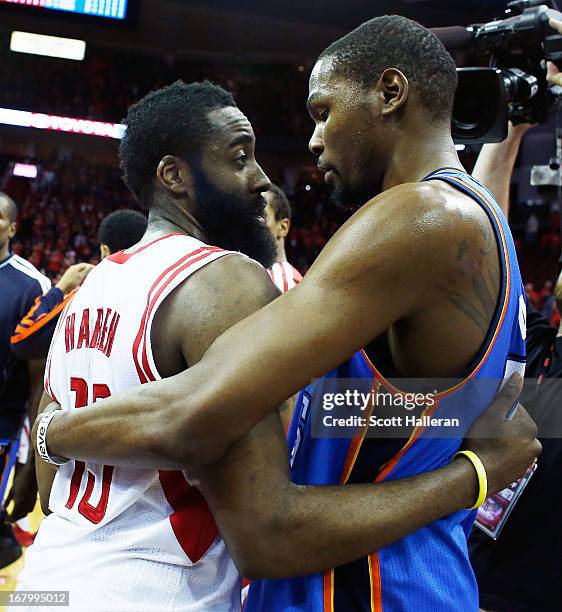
[119,80,236,208]
[98,209,147,253]
[0,192,18,223]
[318,15,458,122]
[268,183,292,221]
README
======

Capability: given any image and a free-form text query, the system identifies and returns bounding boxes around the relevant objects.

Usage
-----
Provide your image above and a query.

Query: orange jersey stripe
[339,381,380,484]
[11,289,77,344]
[323,569,334,612]
[368,553,383,612]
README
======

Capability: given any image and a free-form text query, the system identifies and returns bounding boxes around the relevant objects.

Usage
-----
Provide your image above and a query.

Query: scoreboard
[0,0,128,20]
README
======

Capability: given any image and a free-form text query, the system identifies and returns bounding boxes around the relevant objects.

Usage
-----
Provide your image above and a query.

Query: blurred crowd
[0,46,309,146]
[0,155,137,277]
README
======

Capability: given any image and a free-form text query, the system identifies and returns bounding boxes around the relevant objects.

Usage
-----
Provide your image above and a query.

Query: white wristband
[36,409,69,466]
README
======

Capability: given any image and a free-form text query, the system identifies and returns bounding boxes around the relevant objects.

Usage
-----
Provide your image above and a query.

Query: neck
[382,123,463,192]
[0,242,9,262]
[145,203,208,245]
[276,239,287,263]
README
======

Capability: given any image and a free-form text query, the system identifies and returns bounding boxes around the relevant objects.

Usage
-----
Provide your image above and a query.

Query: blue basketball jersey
[246,169,526,612]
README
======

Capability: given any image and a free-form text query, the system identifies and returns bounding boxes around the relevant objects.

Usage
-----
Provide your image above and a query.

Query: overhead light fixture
[10,31,86,61]
[0,107,126,139]
[13,163,38,178]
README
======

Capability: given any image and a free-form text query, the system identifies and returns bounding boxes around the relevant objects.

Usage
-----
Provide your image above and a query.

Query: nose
[253,163,271,194]
[308,124,324,157]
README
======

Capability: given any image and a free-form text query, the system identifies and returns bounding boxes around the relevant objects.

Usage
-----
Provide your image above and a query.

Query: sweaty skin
[37,66,541,577]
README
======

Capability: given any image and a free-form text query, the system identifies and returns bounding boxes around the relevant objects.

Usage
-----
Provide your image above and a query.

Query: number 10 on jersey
[65,377,114,524]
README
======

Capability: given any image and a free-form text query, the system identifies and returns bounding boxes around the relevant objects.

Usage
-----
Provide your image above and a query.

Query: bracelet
[454,450,488,510]
[36,409,69,466]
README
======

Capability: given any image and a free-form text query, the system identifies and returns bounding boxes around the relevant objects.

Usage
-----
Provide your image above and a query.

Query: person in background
[263,184,302,292]
[471,114,562,609]
[0,192,50,569]
[11,209,147,361]
[262,185,303,430]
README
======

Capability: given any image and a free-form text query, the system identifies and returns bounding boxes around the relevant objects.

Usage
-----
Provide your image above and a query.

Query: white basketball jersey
[17,233,241,611]
[266,261,302,293]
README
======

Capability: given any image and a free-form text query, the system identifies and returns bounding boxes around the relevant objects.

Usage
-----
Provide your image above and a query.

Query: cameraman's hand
[463,374,542,494]
[548,18,562,87]
[55,262,94,295]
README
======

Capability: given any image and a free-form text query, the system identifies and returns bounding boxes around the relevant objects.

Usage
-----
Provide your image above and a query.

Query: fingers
[546,18,562,87]
[489,374,523,415]
[510,403,538,439]
[549,17,562,36]
[547,61,562,87]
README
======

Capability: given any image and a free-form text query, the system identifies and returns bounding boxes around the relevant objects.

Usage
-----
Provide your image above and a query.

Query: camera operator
[469,99,562,611]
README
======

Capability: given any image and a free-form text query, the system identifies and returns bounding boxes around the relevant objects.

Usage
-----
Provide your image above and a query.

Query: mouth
[318,163,337,185]
[252,198,266,221]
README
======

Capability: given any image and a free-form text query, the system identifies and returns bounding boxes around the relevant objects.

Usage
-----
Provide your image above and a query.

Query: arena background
[0,0,560,602]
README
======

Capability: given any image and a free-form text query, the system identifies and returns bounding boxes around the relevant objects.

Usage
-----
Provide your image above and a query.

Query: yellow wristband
[454,450,488,510]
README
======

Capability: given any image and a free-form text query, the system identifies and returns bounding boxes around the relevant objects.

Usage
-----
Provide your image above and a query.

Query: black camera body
[452,1,562,144]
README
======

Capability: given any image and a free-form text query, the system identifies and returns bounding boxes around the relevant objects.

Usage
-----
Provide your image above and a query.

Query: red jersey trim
[158,470,219,564]
[107,233,184,264]
[132,246,222,383]
[131,245,223,562]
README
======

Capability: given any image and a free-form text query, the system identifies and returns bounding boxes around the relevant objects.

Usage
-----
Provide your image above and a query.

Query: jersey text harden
[64,307,121,357]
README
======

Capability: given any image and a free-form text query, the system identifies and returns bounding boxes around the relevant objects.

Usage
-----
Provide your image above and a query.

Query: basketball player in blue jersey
[37,17,541,611]
[0,193,50,567]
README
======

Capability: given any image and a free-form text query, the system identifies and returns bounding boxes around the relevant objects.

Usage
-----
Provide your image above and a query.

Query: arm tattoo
[449,219,499,334]
[448,290,490,334]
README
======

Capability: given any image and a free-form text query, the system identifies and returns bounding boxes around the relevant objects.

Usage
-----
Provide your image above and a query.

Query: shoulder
[319,181,492,275]
[301,181,498,316]
[161,253,279,327]
[196,253,280,300]
[372,181,491,245]
[155,253,280,368]
[3,255,51,294]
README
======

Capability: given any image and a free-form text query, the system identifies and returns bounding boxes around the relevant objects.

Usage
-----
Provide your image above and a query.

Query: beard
[192,168,277,268]
[329,178,379,212]
[327,164,381,211]
[329,180,362,211]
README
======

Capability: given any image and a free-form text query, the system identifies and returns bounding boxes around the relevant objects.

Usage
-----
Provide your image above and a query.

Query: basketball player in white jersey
[17,80,278,611]
[263,184,302,292]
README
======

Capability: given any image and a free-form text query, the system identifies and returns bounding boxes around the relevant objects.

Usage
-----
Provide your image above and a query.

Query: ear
[378,68,409,117]
[100,244,111,259]
[156,155,195,199]
[7,222,16,240]
[278,218,290,239]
